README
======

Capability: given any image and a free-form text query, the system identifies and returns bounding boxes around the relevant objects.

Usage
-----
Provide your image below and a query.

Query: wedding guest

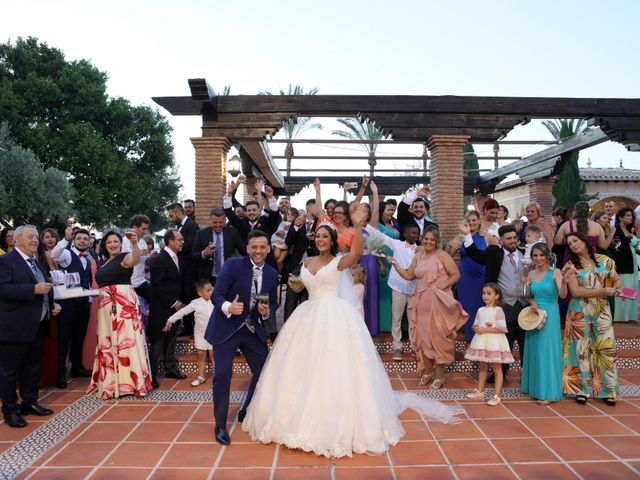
[40,228,59,272]
[349,263,366,319]
[272,207,297,272]
[520,202,554,247]
[50,227,96,388]
[480,198,501,238]
[0,225,58,427]
[314,178,354,252]
[398,186,437,243]
[497,205,511,226]
[551,207,572,269]
[562,232,620,405]
[611,207,638,322]
[122,214,152,303]
[184,199,196,221]
[234,205,247,220]
[278,197,291,221]
[0,227,15,255]
[604,200,618,227]
[87,230,152,398]
[354,202,379,335]
[388,226,467,389]
[324,198,337,220]
[521,243,567,404]
[554,201,607,253]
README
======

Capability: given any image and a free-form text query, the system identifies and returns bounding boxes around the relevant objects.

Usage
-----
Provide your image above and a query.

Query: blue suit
[205,256,278,428]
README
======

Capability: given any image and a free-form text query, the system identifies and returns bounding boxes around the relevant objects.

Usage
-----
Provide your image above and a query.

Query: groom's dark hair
[247,229,268,243]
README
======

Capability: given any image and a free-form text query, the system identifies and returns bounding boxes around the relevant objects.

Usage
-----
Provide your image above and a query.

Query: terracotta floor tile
[161,443,220,468]
[127,421,184,442]
[544,437,614,461]
[521,417,584,437]
[503,401,559,418]
[98,405,154,422]
[146,405,195,422]
[568,416,634,435]
[86,406,111,422]
[593,435,640,459]
[228,423,259,443]
[474,418,535,438]
[29,467,94,479]
[427,420,483,440]
[394,466,454,479]
[390,379,406,390]
[398,409,422,421]
[103,441,170,467]
[334,467,395,479]
[176,422,215,442]
[38,390,85,405]
[549,400,604,417]
[276,446,332,467]
[591,400,640,415]
[512,463,578,479]
[212,468,271,480]
[150,468,212,479]
[400,420,434,440]
[614,414,640,433]
[274,468,332,479]
[31,444,68,467]
[334,451,390,467]
[218,443,276,467]
[74,422,137,442]
[89,467,152,479]
[463,403,513,419]
[47,442,118,467]
[191,404,214,423]
[454,465,517,479]
[388,440,445,466]
[492,438,557,463]
[439,439,502,465]
[14,468,36,480]
[570,461,639,480]
[0,421,40,441]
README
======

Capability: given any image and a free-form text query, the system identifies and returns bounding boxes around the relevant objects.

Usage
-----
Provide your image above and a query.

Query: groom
[205,230,279,445]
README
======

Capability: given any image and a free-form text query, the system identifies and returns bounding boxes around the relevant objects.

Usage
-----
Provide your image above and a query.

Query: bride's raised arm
[338,204,367,271]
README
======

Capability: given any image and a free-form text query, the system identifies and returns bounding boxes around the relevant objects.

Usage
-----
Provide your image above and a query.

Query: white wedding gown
[242,256,463,458]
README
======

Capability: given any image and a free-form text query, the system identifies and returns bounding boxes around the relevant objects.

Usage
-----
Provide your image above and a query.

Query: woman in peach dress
[388,226,468,389]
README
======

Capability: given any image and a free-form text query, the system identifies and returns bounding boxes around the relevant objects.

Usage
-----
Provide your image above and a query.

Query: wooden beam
[477,128,609,185]
[361,113,527,129]
[386,127,508,142]
[239,141,285,188]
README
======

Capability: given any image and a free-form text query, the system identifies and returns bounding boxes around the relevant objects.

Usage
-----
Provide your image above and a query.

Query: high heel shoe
[418,371,435,386]
[430,378,445,390]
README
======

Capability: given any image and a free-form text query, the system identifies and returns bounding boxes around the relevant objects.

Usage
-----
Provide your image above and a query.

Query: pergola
[153,79,640,240]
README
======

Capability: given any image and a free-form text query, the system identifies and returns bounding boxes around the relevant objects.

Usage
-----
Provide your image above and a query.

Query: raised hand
[417,185,429,197]
[361,176,370,188]
[254,178,265,193]
[314,177,321,192]
[227,180,236,196]
[264,184,274,198]
[459,220,471,235]
[350,204,368,226]
[236,174,246,184]
[369,180,378,194]
[229,294,244,315]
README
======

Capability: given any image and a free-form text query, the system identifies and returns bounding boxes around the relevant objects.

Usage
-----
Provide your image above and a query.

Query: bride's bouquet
[365,235,388,257]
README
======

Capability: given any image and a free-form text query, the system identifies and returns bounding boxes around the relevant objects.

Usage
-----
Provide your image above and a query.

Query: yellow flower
[562,365,583,395]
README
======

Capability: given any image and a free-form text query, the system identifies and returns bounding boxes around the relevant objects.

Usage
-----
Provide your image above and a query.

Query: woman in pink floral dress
[87,230,153,398]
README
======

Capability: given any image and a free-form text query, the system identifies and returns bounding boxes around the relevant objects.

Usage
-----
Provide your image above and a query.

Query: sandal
[466,389,485,400]
[191,376,206,387]
[487,395,501,406]
[604,397,616,406]
[418,371,435,386]
[536,400,551,406]
[576,395,588,405]
[430,378,445,390]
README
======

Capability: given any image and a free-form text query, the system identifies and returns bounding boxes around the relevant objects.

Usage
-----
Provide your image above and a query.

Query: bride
[242,205,464,458]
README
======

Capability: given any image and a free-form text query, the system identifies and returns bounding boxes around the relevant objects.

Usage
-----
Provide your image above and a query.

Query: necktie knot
[79,252,88,258]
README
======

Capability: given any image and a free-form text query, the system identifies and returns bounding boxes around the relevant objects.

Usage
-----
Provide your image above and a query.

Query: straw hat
[518,306,547,330]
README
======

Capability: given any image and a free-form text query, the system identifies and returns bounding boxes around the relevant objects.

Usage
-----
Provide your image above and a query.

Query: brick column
[190,137,231,227]
[526,177,556,219]
[426,135,470,244]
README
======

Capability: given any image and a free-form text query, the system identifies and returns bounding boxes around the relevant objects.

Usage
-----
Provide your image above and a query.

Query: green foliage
[332,118,386,156]
[0,37,179,229]
[0,123,73,226]
[463,143,479,178]
[542,119,593,208]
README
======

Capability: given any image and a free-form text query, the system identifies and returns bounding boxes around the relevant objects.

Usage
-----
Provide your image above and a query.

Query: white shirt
[122,236,148,287]
[365,225,417,295]
[221,260,266,318]
[403,192,425,234]
[163,246,179,269]
[223,195,278,212]
[167,297,213,327]
[50,238,89,270]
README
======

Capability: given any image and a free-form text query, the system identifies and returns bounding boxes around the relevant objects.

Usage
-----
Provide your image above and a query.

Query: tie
[28,257,49,321]
[214,233,223,275]
[244,267,261,334]
[508,252,517,270]
[79,252,88,258]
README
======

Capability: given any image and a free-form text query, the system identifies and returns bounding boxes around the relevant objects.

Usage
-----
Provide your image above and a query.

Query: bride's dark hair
[315,224,339,256]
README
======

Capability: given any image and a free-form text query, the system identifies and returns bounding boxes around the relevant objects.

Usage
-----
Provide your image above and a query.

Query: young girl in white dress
[163,279,214,387]
[349,263,366,319]
[271,207,297,272]
[464,283,514,406]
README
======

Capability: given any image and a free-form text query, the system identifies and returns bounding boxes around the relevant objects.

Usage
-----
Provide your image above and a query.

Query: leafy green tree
[0,37,179,229]
[258,84,322,175]
[0,123,73,226]
[332,118,387,177]
[541,119,592,208]
[463,143,479,177]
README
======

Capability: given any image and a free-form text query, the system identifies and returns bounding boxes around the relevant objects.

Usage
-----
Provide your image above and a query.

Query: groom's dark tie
[244,267,262,334]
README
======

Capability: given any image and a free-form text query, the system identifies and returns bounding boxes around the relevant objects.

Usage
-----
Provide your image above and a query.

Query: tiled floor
[1,371,639,480]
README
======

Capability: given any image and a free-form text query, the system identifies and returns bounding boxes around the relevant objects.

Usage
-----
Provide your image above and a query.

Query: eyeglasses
[333,211,346,216]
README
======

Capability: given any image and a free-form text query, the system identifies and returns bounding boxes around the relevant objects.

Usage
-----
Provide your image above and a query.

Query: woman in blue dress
[521,243,568,404]
[455,211,490,341]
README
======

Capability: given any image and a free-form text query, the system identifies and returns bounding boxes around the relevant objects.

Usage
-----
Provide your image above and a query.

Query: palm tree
[332,118,388,177]
[220,85,231,95]
[257,84,322,176]
[541,119,590,208]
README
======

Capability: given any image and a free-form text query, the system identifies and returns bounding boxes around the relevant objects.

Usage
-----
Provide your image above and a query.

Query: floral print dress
[562,255,619,399]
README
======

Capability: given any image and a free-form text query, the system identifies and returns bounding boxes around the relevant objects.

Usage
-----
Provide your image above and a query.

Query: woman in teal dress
[370,183,398,333]
[521,243,567,404]
[562,232,621,406]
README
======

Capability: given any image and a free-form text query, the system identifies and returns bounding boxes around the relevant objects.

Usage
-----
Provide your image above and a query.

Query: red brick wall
[191,137,231,227]
[526,177,556,219]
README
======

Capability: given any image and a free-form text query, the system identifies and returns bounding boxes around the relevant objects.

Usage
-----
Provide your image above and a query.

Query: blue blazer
[204,256,279,346]
[0,250,53,342]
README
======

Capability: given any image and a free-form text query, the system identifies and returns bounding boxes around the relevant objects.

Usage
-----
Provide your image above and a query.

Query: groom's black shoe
[237,409,246,422]
[215,427,231,446]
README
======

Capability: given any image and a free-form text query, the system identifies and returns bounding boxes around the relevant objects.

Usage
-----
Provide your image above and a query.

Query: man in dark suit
[461,223,529,379]
[0,225,58,428]
[149,229,187,388]
[398,186,438,243]
[204,230,279,446]
[167,202,200,336]
[50,227,95,388]
[223,180,281,244]
[192,208,246,286]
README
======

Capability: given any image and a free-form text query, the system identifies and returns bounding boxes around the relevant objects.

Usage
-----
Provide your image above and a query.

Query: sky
[2,0,639,208]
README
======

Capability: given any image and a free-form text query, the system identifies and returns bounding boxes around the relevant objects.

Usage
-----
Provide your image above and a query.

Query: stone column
[526,177,556,218]
[190,137,231,227]
[426,135,470,244]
